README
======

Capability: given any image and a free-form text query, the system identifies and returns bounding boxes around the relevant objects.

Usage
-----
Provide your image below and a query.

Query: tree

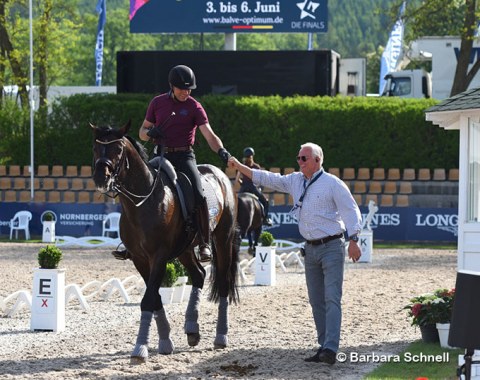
[397,0,480,96]
[0,0,81,108]
[0,0,29,107]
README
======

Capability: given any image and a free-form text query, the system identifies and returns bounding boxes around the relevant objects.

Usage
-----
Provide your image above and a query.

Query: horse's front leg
[131,260,174,362]
[214,297,229,349]
[185,287,203,346]
[147,261,175,355]
[131,310,154,364]
[154,307,175,355]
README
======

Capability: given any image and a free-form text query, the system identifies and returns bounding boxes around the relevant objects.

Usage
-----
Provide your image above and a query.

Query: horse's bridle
[94,137,160,207]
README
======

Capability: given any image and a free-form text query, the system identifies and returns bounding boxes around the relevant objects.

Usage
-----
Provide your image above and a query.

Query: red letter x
[41,299,48,307]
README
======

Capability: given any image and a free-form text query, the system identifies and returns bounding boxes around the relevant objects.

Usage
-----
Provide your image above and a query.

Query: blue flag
[379,1,406,94]
[95,0,106,86]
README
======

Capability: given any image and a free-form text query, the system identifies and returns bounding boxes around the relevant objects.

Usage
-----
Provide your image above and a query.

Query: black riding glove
[218,148,231,164]
[146,127,163,139]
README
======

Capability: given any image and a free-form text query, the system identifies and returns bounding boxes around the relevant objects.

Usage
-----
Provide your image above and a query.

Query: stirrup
[198,245,212,262]
[111,249,130,261]
[263,217,273,226]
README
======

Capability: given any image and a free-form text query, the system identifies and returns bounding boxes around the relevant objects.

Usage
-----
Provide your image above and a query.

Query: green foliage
[37,245,63,269]
[172,259,188,277]
[161,263,179,288]
[172,259,191,285]
[0,94,459,169]
[259,231,275,247]
[400,0,466,42]
[0,94,459,172]
[404,288,455,326]
[365,340,462,379]
[43,212,54,222]
[0,100,30,164]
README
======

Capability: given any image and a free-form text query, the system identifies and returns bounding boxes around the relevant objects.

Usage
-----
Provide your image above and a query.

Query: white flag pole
[29,0,35,200]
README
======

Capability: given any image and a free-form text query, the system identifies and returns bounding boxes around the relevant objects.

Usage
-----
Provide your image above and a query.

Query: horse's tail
[208,225,241,304]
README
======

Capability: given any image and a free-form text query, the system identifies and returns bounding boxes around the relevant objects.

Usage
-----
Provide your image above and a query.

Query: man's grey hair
[301,142,323,163]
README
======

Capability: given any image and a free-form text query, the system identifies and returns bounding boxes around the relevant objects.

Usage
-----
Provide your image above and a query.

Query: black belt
[306,233,343,246]
[164,146,192,153]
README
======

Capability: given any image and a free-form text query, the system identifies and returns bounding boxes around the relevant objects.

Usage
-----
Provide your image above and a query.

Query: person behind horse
[235,147,273,226]
[114,65,231,263]
[228,143,362,365]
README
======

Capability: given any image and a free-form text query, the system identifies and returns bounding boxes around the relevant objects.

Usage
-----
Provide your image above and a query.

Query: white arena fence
[1,239,305,317]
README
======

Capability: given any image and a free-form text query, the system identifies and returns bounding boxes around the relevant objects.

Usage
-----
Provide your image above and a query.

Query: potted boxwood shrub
[159,262,178,304]
[38,245,63,269]
[259,231,274,246]
[43,212,54,222]
[172,259,189,303]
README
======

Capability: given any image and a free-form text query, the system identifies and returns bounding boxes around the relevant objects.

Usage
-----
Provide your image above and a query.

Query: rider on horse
[113,65,231,262]
[235,147,273,226]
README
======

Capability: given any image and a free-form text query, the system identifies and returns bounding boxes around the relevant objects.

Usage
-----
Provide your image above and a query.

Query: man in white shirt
[228,142,362,365]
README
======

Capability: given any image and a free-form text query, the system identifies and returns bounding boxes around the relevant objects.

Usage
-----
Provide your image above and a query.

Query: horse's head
[91,121,131,192]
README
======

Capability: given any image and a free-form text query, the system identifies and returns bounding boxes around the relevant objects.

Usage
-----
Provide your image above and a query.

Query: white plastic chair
[9,211,32,240]
[102,212,121,238]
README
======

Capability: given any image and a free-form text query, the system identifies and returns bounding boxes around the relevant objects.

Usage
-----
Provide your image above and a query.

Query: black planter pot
[420,323,440,343]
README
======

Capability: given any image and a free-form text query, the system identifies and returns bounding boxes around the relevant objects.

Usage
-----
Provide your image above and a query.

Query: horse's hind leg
[154,308,175,354]
[247,231,254,251]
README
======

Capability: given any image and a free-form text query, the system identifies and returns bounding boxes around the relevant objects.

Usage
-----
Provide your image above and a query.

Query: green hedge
[0,94,457,170]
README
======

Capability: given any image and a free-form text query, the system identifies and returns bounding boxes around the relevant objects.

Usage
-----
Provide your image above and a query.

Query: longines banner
[0,203,458,243]
[130,0,328,33]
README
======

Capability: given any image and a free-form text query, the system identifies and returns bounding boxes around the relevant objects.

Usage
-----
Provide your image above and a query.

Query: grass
[364,340,463,380]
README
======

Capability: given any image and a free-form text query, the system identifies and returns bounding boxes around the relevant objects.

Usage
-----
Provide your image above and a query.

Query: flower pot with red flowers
[404,288,455,344]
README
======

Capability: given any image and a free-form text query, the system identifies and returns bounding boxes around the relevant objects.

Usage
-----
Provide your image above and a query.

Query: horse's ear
[120,120,132,135]
[89,122,96,130]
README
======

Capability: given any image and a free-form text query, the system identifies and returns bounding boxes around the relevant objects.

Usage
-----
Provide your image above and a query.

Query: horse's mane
[95,125,150,164]
[124,134,149,163]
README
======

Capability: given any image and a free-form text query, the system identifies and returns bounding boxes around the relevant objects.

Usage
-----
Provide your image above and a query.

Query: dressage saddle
[111,158,212,262]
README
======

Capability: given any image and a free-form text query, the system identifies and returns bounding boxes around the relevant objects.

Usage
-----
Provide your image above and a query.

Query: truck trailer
[382,36,480,99]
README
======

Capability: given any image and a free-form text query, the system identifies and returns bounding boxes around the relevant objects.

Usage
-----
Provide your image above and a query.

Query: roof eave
[426,107,480,129]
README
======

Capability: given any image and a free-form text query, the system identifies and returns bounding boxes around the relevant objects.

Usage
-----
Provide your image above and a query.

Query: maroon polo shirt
[145,93,209,147]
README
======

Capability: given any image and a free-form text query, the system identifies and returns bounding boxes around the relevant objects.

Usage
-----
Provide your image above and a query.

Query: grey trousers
[304,237,346,353]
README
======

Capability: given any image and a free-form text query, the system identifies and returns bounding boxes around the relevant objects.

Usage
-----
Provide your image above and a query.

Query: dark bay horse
[91,122,240,363]
[237,192,263,254]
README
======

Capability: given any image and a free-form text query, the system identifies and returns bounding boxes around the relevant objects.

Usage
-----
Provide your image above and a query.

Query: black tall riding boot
[196,197,212,262]
[259,197,273,226]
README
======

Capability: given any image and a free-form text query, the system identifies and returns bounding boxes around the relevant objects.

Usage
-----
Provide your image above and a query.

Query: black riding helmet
[168,65,197,90]
[243,147,255,157]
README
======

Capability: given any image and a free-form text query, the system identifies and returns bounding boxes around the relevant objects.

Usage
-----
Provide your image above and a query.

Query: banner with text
[130,0,328,34]
[0,203,457,243]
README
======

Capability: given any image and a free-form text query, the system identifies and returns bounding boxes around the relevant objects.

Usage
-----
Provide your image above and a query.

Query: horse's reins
[94,137,160,207]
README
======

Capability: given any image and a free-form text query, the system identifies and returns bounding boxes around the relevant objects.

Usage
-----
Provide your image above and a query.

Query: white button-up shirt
[252,168,362,240]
